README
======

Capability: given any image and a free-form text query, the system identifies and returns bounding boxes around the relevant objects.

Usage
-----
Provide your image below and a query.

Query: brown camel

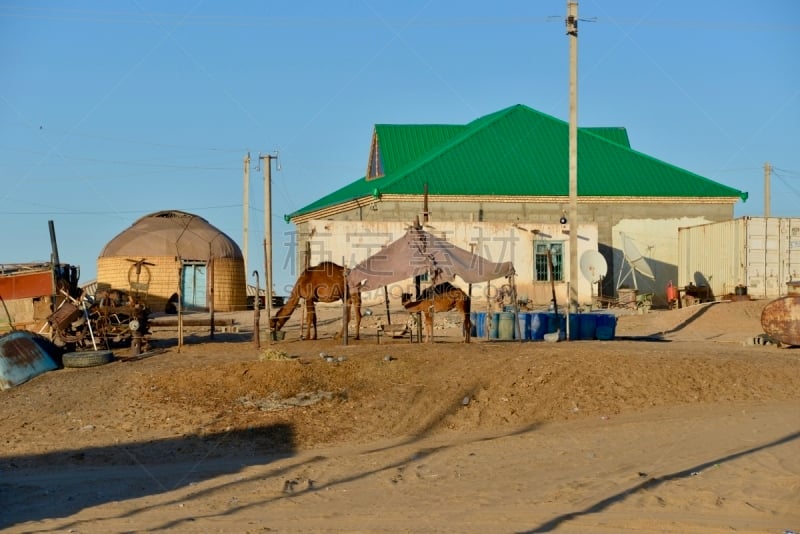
[270,262,361,340]
[402,281,471,343]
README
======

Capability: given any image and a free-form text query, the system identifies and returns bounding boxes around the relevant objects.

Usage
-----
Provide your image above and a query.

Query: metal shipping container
[678,217,800,299]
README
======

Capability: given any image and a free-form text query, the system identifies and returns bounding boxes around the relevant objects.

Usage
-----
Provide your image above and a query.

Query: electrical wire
[772,169,800,197]
[772,166,799,177]
[0,6,792,32]
[0,204,241,216]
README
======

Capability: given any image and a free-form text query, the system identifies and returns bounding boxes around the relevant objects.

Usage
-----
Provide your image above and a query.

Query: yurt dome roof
[99,210,243,260]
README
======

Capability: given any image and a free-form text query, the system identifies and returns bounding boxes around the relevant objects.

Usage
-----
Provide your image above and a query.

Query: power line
[0,6,793,32]
[0,149,236,171]
[0,204,241,216]
[0,7,553,27]
[772,169,800,197]
[1,122,246,153]
[772,166,800,177]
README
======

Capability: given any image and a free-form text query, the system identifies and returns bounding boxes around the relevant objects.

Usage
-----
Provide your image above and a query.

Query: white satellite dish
[617,232,655,290]
[580,250,608,283]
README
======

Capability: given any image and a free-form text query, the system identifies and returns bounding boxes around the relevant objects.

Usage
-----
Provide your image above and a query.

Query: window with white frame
[534,242,564,281]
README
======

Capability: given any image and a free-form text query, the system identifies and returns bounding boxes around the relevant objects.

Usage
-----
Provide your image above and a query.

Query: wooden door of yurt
[181,262,207,309]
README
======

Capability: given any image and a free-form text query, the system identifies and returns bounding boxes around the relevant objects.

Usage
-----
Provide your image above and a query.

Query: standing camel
[270,262,361,340]
[402,282,471,343]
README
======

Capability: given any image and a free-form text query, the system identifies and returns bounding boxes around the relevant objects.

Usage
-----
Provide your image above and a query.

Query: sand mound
[2,298,798,532]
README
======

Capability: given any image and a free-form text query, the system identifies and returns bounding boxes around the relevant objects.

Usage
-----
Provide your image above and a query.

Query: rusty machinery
[47,287,150,353]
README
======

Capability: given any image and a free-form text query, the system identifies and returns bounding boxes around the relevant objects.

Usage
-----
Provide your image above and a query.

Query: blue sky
[2,1,798,294]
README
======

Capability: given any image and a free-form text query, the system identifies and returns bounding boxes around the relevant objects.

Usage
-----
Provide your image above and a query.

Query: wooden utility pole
[242,152,250,275]
[260,151,279,340]
[263,239,272,344]
[764,161,771,217]
[253,270,261,348]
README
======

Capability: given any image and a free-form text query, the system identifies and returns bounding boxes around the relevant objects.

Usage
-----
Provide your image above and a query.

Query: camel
[270,262,361,340]
[402,282,471,343]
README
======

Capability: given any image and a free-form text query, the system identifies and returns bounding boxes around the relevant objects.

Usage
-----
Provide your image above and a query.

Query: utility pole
[242,152,250,277]
[566,0,579,313]
[764,161,771,217]
[260,151,279,334]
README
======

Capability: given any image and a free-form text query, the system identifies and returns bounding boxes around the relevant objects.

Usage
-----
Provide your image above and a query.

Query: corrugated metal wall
[678,217,800,299]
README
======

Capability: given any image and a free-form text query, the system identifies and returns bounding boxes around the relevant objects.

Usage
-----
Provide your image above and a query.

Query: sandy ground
[1,298,799,533]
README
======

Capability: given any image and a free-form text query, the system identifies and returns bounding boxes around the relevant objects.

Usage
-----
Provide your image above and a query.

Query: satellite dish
[621,233,655,280]
[580,250,608,283]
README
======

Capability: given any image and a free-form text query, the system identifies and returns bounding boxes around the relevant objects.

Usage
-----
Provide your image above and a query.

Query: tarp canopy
[347,227,515,291]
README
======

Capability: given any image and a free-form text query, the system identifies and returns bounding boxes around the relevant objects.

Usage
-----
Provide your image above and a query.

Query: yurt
[97,210,246,312]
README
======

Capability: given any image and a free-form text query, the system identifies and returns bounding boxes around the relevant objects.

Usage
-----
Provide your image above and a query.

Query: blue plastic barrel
[489,312,500,339]
[530,313,549,340]
[517,312,531,340]
[594,314,617,340]
[547,313,565,335]
[568,314,580,340]
[498,312,515,340]
[472,311,487,338]
[578,313,597,340]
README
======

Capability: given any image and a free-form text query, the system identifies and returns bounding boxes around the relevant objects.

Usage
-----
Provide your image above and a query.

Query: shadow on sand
[1,423,295,530]
[519,430,800,533]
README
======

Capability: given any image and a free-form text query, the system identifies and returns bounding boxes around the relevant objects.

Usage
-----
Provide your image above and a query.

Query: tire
[62,350,115,368]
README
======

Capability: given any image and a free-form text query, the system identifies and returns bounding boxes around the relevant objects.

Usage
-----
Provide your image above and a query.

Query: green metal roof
[287,104,747,221]
[583,127,630,148]
[373,124,467,176]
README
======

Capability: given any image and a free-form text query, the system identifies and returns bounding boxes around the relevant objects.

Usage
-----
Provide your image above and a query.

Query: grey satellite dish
[579,250,608,283]
[617,232,656,290]
[621,232,655,280]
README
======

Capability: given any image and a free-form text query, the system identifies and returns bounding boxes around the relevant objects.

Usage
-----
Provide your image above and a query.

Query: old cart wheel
[62,350,115,368]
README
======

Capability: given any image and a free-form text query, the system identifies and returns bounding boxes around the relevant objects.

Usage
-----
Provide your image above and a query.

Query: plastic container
[594,314,617,340]
[498,312,516,340]
[578,313,597,340]
[472,312,487,338]
[530,313,549,340]
[568,314,580,340]
[517,312,531,340]
[489,312,500,339]
[547,313,565,335]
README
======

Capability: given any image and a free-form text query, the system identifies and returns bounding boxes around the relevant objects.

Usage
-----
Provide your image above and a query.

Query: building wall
[97,256,246,313]
[212,257,248,312]
[291,198,735,308]
[613,216,711,307]
[296,220,598,308]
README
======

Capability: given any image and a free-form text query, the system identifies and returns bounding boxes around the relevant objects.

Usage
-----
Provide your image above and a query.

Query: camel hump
[306,261,343,276]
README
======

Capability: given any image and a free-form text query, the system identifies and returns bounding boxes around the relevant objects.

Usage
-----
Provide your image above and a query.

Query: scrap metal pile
[47,287,150,352]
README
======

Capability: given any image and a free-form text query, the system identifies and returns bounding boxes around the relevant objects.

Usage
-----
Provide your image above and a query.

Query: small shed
[97,210,246,312]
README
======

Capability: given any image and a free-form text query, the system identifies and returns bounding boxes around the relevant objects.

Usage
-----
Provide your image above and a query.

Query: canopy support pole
[341,257,349,346]
[486,280,491,340]
[384,286,391,324]
[511,275,521,342]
